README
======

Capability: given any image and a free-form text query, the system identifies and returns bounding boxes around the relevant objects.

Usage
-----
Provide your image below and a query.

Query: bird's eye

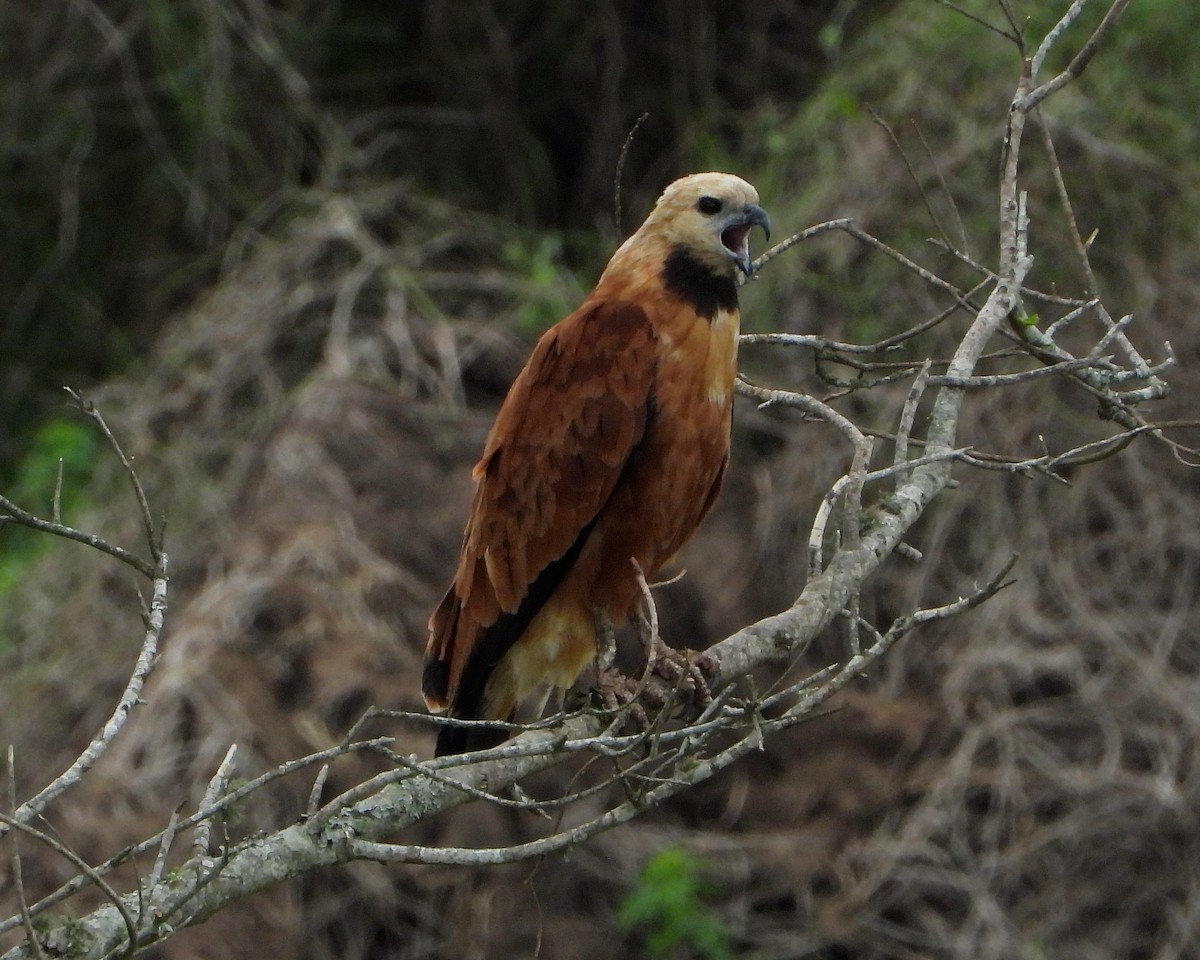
[697,196,722,215]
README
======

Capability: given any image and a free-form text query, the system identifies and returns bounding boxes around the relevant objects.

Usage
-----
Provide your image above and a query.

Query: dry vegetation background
[2,1,1200,958]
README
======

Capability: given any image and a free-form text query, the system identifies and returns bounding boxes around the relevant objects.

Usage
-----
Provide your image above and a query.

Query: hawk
[424,172,769,755]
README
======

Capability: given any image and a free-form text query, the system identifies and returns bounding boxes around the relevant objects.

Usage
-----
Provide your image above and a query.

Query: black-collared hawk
[423,172,770,756]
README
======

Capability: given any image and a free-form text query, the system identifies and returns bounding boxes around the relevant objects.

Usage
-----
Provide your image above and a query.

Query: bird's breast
[620,304,738,556]
[655,304,740,410]
[704,307,740,405]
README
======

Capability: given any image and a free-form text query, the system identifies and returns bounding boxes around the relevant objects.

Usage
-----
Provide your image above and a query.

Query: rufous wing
[423,299,659,717]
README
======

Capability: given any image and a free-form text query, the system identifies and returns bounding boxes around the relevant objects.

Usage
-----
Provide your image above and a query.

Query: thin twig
[147,807,182,903]
[51,461,64,527]
[1016,0,1133,112]
[867,104,954,251]
[304,766,330,821]
[1032,0,1091,79]
[750,218,853,273]
[736,378,865,449]
[928,238,1092,307]
[840,222,966,301]
[0,559,168,841]
[933,0,1019,42]
[994,0,1025,51]
[0,735,396,936]
[1035,110,1099,297]
[913,117,971,258]
[1043,299,1101,341]
[926,354,1108,387]
[193,745,238,857]
[613,112,649,236]
[784,555,1020,723]
[0,493,155,578]
[7,749,45,960]
[0,812,140,956]
[65,389,162,562]
[895,360,933,480]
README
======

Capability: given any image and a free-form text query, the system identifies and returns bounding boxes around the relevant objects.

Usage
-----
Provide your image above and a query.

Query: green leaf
[0,418,98,599]
[618,847,732,960]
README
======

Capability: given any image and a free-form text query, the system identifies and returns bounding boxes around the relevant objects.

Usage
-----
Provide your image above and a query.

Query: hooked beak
[721,204,772,275]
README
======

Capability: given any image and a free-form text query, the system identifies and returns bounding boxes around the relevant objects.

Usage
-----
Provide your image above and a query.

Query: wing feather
[424,299,658,711]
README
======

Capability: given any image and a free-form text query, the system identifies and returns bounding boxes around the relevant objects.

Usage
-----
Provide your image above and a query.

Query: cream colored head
[638,172,771,277]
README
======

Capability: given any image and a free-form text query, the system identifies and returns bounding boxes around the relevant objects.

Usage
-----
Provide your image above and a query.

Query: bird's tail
[435,718,508,757]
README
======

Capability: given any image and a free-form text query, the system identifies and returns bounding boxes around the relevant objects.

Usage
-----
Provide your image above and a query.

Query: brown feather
[424,172,768,755]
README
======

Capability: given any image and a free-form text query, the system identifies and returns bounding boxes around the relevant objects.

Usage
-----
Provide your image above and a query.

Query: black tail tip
[422,659,450,706]
[435,722,509,757]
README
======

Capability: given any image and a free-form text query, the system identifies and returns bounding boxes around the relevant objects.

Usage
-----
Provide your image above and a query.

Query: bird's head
[643,172,771,278]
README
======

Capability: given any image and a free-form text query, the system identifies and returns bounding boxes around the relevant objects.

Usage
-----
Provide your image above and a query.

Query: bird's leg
[594,607,618,672]
[529,683,565,722]
[631,561,716,714]
[592,606,648,727]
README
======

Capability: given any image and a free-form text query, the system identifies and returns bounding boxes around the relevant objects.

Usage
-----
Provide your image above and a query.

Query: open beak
[721,204,772,275]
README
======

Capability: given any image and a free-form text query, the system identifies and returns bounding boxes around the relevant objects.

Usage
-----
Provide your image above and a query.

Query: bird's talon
[642,639,715,711]
[595,668,650,730]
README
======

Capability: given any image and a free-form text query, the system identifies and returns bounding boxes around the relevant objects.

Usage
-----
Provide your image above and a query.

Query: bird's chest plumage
[657,306,736,484]
[598,305,738,579]
[653,304,737,442]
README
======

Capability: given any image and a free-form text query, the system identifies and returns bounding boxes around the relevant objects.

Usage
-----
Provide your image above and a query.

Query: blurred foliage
[6,0,1192,474]
[3,0,1193,570]
[618,847,732,960]
[0,0,890,487]
[322,0,885,227]
[0,417,97,600]
[0,0,325,482]
[502,233,586,335]
[729,0,1200,350]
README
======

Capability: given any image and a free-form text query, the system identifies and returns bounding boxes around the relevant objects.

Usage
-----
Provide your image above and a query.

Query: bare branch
[0,812,139,956]
[1043,299,1102,340]
[146,807,182,908]
[994,0,1025,52]
[305,766,330,821]
[1035,110,1099,296]
[926,353,1108,387]
[0,735,396,938]
[867,104,955,252]
[1016,0,1133,112]
[1031,0,1091,80]
[749,218,853,274]
[913,117,972,258]
[778,554,1019,726]
[0,494,156,579]
[613,112,649,236]
[894,360,933,478]
[736,377,866,450]
[839,221,966,301]
[928,238,1093,307]
[0,559,168,842]
[64,389,162,562]
[51,461,64,527]
[933,0,1020,43]
[193,745,238,857]
[740,332,888,357]
[6,750,44,960]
